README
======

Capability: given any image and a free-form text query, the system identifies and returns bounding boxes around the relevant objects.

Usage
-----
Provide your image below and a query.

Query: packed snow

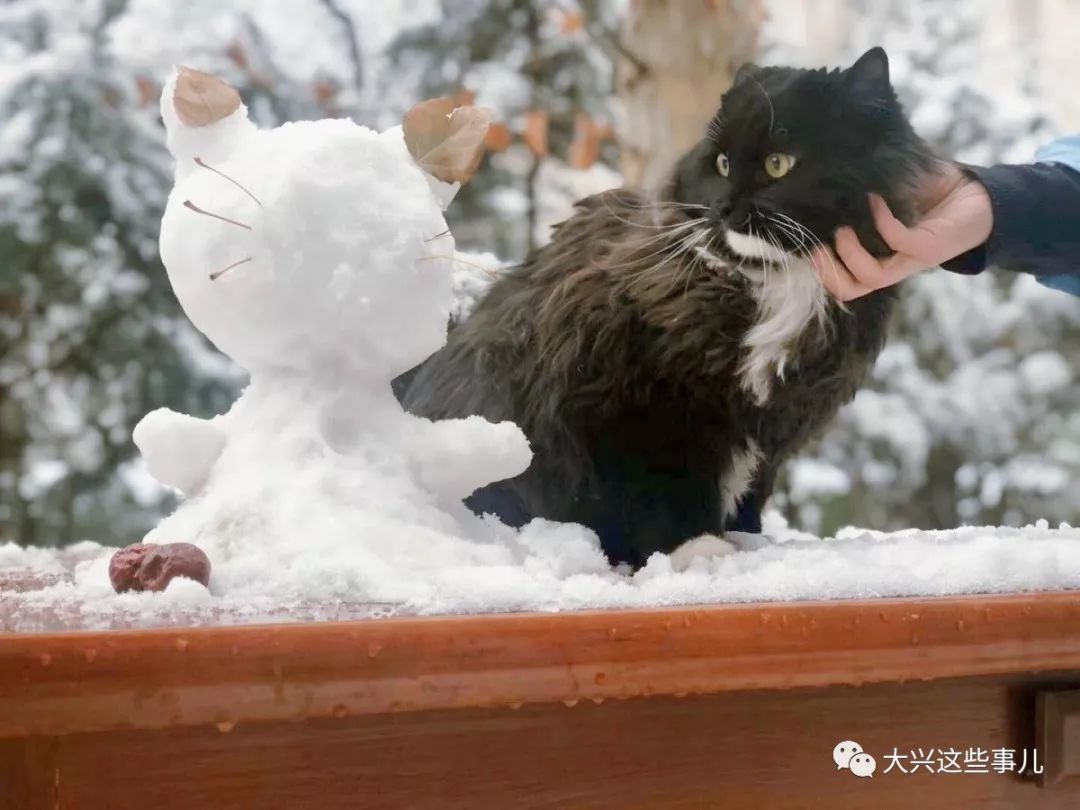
[8,516,1080,631]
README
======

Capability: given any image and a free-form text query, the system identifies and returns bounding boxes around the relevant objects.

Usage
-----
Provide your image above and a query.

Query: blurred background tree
[386,0,621,255]
[0,0,237,547]
[617,0,763,188]
[2,0,1079,547]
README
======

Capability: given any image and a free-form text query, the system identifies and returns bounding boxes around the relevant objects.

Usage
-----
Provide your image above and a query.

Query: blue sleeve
[940,135,1080,289]
[1036,135,1080,169]
[1033,136,1080,294]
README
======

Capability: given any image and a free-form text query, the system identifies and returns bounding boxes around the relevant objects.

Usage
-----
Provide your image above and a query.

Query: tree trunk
[617,0,765,190]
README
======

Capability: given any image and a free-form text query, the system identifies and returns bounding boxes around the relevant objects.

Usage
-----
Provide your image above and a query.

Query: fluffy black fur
[399,48,938,567]
[671,48,934,256]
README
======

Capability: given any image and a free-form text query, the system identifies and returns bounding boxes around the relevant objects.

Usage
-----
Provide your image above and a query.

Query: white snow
[449,250,503,322]
[787,459,852,502]
[109,68,543,609]
[1019,350,1073,396]
[8,514,1080,630]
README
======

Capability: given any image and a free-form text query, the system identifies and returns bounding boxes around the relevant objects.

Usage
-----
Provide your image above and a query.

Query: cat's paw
[668,534,738,572]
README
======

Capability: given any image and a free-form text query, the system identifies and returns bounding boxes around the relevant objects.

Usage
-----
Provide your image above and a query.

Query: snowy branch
[314,0,365,93]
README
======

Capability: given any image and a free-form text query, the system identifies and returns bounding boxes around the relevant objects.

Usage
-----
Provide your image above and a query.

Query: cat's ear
[733,62,762,86]
[844,47,891,99]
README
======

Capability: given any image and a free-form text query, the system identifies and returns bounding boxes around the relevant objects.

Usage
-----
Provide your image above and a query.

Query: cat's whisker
[769,212,821,255]
[681,249,703,301]
[183,200,252,230]
[194,158,263,207]
[765,217,810,257]
[664,228,709,279]
[764,230,791,280]
[416,254,501,276]
[769,213,812,245]
[424,229,451,242]
[618,225,707,273]
[600,196,708,231]
[621,232,693,282]
[617,199,709,212]
[774,215,833,271]
[654,233,703,297]
[767,213,848,311]
[678,241,708,297]
[602,220,711,275]
[209,257,252,281]
[663,226,710,269]
[762,213,805,247]
[746,73,775,136]
[768,214,824,262]
[750,223,769,289]
[603,197,709,228]
[620,226,707,285]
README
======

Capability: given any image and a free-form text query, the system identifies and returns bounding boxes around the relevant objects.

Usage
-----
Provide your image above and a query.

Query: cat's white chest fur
[692,233,830,520]
[723,231,829,406]
[738,260,829,405]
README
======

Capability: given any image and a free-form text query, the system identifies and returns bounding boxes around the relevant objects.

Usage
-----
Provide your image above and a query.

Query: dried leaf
[102,87,121,110]
[558,10,586,34]
[522,110,549,158]
[226,42,249,71]
[452,88,477,107]
[568,112,601,170]
[404,97,456,160]
[135,76,158,108]
[484,122,513,153]
[403,97,492,184]
[313,78,338,106]
[173,66,242,128]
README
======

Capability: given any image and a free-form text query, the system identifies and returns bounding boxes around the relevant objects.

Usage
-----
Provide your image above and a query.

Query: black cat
[399,47,938,567]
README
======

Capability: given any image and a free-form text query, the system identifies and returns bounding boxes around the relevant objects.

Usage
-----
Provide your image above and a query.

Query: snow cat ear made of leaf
[403,97,492,186]
[172,66,242,128]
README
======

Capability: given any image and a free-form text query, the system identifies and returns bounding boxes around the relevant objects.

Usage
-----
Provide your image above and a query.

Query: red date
[109,542,211,593]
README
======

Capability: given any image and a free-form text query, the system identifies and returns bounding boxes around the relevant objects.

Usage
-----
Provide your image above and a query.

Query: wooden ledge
[3,591,1080,739]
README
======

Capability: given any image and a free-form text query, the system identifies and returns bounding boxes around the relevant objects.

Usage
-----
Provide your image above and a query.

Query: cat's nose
[719,200,750,228]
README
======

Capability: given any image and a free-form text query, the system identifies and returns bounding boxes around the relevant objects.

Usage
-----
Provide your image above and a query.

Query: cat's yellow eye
[764,153,796,179]
[715,153,730,177]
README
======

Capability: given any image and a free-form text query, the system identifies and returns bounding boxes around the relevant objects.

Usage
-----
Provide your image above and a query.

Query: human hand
[810,163,993,301]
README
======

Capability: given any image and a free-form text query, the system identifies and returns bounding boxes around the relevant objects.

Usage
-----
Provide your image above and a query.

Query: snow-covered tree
[386,0,620,256]
[1,0,442,547]
[0,0,240,547]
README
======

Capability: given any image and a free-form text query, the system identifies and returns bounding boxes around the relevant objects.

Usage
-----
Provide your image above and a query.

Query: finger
[809,245,872,302]
[878,250,932,284]
[869,194,916,253]
[834,226,889,287]
[869,194,938,258]
[834,226,929,292]
[918,160,966,204]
